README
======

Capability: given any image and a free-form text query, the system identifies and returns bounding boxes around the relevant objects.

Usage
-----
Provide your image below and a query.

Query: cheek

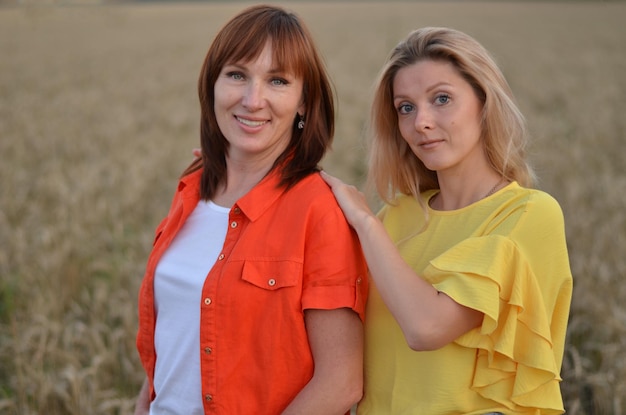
[464,105,483,132]
[213,92,232,129]
[213,88,230,108]
[397,117,412,139]
[214,82,239,108]
[465,115,483,141]
[213,93,225,115]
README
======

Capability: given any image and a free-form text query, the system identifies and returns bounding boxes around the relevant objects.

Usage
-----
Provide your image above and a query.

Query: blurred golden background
[1,2,625,414]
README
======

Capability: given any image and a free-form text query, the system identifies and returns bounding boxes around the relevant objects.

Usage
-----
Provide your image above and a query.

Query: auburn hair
[182,5,335,200]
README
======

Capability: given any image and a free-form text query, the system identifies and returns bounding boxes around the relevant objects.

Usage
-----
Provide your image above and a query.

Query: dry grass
[0,2,624,414]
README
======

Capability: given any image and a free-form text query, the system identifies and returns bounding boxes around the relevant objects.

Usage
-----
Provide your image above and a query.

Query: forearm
[281,374,360,415]
[319,171,481,349]
[354,214,478,350]
[355,215,438,334]
[281,308,363,415]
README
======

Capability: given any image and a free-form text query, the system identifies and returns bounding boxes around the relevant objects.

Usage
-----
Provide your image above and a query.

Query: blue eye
[226,71,244,81]
[271,78,288,86]
[397,103,414,115]
[435,94,450,105]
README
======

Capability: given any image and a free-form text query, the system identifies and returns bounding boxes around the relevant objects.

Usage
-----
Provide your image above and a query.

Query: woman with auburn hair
[135,5,367,415]
[322,27,572,414]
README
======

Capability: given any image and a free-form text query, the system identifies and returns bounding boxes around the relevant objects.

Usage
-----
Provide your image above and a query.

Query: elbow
[343,385,363,411]
[402,299,483,351]
[349,379,364,406]
[403,324,450,352]
[340,372,364,410]
[405,336,442,352]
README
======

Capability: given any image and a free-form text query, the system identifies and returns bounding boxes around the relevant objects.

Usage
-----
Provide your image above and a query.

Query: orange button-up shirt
[137,167,368,414]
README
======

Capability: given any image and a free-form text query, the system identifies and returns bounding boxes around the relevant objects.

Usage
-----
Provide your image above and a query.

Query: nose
[414,107,433,132]
[242,81,264,111]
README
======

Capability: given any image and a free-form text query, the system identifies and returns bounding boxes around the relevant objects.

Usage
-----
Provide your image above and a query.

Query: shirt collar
[178,168,202,199]
[177,167,286,222]
[236,169,285,222]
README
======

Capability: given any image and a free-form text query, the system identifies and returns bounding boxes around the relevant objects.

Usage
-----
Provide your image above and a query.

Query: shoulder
[176,168,203,196]
[162,168,202,215]
[380,193,424,217]
[497,185,568,249]
[505,185,565,224]
[263,172,348,228]
[282,173,363,246]
[377,194,427,241]
[287,172,341,207]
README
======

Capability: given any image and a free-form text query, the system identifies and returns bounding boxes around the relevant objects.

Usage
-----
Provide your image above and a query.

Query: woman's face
[393,59,485,177]
[214,42,305,165]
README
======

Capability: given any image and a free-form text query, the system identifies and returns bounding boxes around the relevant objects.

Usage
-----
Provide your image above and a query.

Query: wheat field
[0,1,625,414]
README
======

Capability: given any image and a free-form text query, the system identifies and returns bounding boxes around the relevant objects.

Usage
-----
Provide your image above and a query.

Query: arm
[281,308,363,415]
[320,171,481,351]
[133,377,151,415]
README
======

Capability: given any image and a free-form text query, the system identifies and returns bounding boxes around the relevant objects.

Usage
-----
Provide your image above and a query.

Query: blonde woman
[322,27,572,414]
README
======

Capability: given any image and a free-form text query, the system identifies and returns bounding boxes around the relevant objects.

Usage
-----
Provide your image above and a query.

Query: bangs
[268,29,310,78]
[219,13,309,78]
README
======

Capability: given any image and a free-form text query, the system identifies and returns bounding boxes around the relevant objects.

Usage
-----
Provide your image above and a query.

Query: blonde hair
[369,27,534,203]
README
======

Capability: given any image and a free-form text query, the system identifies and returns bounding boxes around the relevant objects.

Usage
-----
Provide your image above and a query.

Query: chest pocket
[241,260,302,291]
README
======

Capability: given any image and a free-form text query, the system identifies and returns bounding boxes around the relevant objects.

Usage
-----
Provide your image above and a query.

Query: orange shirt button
[204,347,212,354]
[218,254,225,260]
[233,207,241,214]
[268,278,276,287]
[230,221,238,228]
[204,394,213,402]
[204,298,212,305]
[356,277,362,284]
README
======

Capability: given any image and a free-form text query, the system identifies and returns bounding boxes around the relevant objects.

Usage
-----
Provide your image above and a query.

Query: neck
[212,158,276,208]
[432,172,505,211]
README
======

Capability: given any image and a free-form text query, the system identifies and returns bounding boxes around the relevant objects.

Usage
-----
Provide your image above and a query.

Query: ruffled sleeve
[422,235,568,413]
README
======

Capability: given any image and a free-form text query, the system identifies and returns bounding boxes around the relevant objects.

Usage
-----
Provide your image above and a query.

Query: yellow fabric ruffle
[424,235,566,414]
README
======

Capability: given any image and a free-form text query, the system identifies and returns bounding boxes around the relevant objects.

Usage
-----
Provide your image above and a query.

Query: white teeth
[237,117,266,127]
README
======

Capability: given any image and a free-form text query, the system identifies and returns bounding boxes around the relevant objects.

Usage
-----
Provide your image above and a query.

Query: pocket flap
[241,260,301,290]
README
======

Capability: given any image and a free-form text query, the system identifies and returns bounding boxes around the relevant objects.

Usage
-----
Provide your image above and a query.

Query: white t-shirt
[150,200,229,415]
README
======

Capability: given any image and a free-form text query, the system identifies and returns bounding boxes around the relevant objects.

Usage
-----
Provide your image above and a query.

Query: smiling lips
[236,115,268,127]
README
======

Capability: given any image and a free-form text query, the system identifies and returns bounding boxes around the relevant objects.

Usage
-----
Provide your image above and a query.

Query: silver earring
[297,115,305,130]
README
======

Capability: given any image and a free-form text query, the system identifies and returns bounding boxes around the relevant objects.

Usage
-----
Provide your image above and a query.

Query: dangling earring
[297,114,305,130]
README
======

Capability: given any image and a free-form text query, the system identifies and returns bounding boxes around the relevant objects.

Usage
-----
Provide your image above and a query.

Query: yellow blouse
[358,182,572,415]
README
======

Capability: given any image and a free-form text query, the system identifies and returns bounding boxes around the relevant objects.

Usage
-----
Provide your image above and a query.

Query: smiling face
[393,59,485,177]
[214,41,305,165]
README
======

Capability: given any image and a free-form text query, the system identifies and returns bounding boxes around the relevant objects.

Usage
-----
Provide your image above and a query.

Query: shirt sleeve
[421,198,572,413]
[300,198,369,322]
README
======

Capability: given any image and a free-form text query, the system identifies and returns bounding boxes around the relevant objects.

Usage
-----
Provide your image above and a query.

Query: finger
[320,170,340,186]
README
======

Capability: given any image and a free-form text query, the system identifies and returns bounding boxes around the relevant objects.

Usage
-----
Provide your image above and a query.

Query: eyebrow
[224,62,289,74]
[425,81,454,92]
[393,81,454,100]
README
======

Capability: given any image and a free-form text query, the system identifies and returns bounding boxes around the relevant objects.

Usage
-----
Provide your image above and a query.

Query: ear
[297,100,306,117]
